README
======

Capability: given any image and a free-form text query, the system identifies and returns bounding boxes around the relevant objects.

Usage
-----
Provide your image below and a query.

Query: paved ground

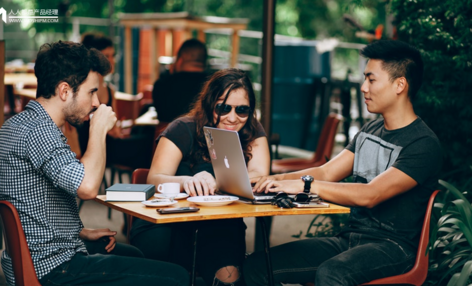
[0,142,345,285]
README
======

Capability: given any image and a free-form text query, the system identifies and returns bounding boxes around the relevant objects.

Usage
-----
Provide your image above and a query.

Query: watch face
[301,175,314,182]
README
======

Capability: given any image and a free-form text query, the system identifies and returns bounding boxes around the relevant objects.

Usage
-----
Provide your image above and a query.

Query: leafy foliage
[427,180,472,286]
[391,0,472,186]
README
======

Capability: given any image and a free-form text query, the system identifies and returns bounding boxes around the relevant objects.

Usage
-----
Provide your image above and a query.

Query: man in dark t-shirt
[152,39,209,123]
[245,40,442,286]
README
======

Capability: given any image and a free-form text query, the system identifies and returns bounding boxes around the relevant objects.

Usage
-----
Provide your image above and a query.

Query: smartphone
[157,207,200,214]
[293,202,330,208]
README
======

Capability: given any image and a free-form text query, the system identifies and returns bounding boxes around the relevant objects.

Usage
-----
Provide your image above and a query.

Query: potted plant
[427,180,472,286]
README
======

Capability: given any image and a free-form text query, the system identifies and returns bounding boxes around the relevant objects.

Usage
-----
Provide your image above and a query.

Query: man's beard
[66,115,85,128]
[64,95,89,128]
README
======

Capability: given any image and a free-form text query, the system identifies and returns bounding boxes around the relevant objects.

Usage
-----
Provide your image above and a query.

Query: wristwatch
[301,175,314,193]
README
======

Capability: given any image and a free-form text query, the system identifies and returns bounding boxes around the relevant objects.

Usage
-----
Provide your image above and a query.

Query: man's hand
[79,228,117,253]
[90,104,117,133]
[251,175,280,193]
[183,171,217,196]
[259,179,305,195]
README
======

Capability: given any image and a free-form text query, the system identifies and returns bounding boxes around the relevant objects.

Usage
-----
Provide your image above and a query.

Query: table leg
[191,228,198,286]
[255,216,272,251]
[256,217,274,286]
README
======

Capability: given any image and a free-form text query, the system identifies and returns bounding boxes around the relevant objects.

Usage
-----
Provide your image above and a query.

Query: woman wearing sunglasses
[130,68,270,286]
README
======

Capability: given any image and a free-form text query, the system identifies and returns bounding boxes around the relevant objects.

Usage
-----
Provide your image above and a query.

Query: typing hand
[79,228,117,253]
[260,179,304,195]
[251,175,278,193]
[90,104,117,133]
[184,171,217,197]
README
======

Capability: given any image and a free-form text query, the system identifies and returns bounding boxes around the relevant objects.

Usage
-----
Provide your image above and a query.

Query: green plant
[427,180,472,286]
[390,0,472,187]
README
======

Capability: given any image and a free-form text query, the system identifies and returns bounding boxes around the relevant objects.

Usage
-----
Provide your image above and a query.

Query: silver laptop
[203,126,275,204]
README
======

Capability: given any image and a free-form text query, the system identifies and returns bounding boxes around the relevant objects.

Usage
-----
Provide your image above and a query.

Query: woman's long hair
[187,68,259,165]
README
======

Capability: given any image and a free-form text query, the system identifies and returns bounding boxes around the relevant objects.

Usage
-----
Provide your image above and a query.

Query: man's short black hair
[176,38,208,66]
[360,40,423,99]
[81,32,113,51]
[34,41,110,99]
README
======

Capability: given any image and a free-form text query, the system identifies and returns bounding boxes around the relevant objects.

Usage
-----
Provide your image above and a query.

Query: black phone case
[157,207,200,214]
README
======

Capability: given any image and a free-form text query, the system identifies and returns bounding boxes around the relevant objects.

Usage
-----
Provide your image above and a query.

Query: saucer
[142,199,178,207]
[187,195,239,207]
[154,193,189,200]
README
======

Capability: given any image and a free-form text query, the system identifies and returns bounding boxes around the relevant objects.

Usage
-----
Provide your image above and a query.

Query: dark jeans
[130,218,247,286]
[83,239,144,257]
[243,232,415,286]
[39,240,189,286]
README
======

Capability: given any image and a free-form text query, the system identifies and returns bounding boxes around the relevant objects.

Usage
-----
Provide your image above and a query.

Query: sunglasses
[271,192,321,207]
[215,103,251,117]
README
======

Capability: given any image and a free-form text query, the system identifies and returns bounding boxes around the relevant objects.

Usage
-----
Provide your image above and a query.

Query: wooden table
[94,195,349,285]
[4,73,37,86]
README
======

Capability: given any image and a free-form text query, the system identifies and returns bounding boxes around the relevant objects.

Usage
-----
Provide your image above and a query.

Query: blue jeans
[243,232,415,286]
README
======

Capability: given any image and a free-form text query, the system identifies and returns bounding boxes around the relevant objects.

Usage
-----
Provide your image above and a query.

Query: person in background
[0,41,189,286]
[245,40,442,286]
[78,32,155,236]
[153,38,209,123]
[131,68,271,286]
[77,32,119,154]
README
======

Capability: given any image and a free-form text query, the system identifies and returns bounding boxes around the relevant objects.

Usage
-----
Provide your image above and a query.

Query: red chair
[126,168,150,242]
[361,190,440,285]
[0,200,41,286]
[140,84,154,110]
[152,122,170,156]
[271,113,343,174]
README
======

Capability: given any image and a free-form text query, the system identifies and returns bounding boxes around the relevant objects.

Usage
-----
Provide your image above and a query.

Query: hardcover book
[106,184,155,201]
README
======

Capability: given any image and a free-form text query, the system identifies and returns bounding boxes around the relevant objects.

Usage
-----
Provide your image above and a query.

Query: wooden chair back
[0,201,41,286]
[311,113,343,164]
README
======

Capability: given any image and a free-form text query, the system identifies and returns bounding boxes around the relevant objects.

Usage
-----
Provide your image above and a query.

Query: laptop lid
[203,127,274,202]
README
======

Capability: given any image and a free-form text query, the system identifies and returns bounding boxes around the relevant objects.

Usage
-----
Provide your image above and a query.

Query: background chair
[126,168,150,242]
[360,190,439,286]
[0,200,41,286]
[271,113,343,174]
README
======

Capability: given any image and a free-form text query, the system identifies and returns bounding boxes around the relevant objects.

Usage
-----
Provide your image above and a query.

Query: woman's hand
[183,171,217,196]
[79,228,117,253]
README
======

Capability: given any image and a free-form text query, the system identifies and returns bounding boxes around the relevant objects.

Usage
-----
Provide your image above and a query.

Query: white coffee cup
[157,183,180,194]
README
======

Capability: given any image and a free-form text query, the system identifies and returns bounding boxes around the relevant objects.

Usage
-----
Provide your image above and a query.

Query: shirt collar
[25,100,68,143]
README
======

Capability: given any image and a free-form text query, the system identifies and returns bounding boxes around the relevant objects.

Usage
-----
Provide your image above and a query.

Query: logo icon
[224,156,230,169]
[0,7,7,23]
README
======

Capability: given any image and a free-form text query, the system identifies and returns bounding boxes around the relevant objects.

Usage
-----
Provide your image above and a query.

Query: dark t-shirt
[343,117,442,250]
[152,72,209,123]
[158,116,266,177]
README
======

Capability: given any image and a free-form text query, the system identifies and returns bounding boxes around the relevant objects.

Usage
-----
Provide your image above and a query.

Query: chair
[140,84,154,111]
[114,91,143,122]
[126,168,150,242]
[0,201,41,286]
[360,190,440,286]
[152,122,170,155]
[271,113,343,174]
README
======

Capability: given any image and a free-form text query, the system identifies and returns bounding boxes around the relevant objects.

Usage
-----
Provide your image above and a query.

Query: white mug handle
[158,184,164,192]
